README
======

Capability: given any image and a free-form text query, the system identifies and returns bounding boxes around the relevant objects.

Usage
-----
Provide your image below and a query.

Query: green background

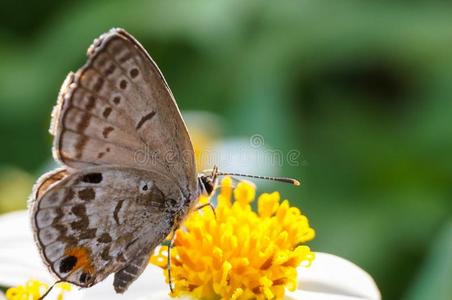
[0,1,451,299]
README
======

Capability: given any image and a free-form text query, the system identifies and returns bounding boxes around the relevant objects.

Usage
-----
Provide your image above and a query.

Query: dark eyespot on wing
[129,68,139,78]
[80,272,91,284]
[119,79,128,89]
[60,256,77,273]
[113,96,121,105]
[135,111,156,130]
[81,173,103,184]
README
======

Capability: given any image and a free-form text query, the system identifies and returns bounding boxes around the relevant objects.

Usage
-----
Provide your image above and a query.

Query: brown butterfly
[29,28,298,295]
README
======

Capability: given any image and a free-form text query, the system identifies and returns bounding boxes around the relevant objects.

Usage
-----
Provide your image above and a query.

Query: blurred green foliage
[0,0,451,299]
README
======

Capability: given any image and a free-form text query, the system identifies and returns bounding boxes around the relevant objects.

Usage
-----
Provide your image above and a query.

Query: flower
[150,177,316,299]
[0,195,380,300]
[5,279,71,300]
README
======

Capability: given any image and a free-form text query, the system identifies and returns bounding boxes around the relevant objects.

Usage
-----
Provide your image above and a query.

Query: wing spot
[97,233,112,243]
[71,204,86,216]
[75,113,91,133]
[102,126,114,138]
[101,246,112,261]
[110,42,123,55]
[93,77,104,92]
[113,200,124,225]
[97,57,107,67]
[85,96,96,111]
[103,107,112,119]
[104,63,116,76]
[112,96,121,105]
[62,247,94,274]
[75,136,88,159]
[78,188,95,201]
[80,272,92,284]
[98,147,110,158]
[79,228,97,240]
[53,224,67,235]
[63,189,75,203]
[119,52,132,63]
[136,111,156,130]
[119,79,128,90]
[81,172,103,184]
[59,255,77,273]
[130,68,139,78]
[70,218,89,230]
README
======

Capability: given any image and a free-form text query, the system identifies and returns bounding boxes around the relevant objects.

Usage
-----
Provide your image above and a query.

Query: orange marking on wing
[64,246,95,273]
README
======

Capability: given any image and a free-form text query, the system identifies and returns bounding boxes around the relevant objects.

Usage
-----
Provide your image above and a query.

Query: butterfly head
[198,166,219,196]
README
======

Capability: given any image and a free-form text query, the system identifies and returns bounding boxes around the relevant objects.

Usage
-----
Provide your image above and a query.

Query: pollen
[150,177,316,300]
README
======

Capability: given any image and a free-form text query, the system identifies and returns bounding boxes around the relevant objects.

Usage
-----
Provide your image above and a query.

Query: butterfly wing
[51,28,197,193]
[30,166,182,290]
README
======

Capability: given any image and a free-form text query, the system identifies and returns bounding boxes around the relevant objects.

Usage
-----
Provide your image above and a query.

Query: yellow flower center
[150,177,315,300]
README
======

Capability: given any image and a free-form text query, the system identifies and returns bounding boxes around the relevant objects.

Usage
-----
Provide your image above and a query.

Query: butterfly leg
[195,202,216,219]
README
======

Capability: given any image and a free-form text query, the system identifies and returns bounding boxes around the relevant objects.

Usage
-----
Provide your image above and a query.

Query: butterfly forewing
[52,28,197,193]
[31,28,201,293]
[31,166,182,288]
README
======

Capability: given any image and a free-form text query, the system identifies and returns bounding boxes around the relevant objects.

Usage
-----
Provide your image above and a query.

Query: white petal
[0,214,380,300]
[133,290,193,300]
[83,265,168,300]
[86,251,381,300]
[0,210,53,286]
[286,290,377,300]
[288,252,380,300]
[0,211,83,299]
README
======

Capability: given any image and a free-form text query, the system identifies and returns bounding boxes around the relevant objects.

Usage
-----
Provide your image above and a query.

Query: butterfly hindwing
[31,167,70,201]
[30,166,183,289]
[51,28,197,193]
[113,246,154,293]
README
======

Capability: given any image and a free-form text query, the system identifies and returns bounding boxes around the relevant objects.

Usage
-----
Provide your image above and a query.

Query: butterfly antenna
[39,280,64,300]
[216,172,300,186]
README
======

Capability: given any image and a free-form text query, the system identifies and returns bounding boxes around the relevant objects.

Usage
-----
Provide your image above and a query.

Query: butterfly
[29,28,218,294]
[29,28,299,295]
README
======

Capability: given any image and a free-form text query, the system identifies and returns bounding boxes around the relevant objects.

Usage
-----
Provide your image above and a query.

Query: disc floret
[150,177,315,300]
